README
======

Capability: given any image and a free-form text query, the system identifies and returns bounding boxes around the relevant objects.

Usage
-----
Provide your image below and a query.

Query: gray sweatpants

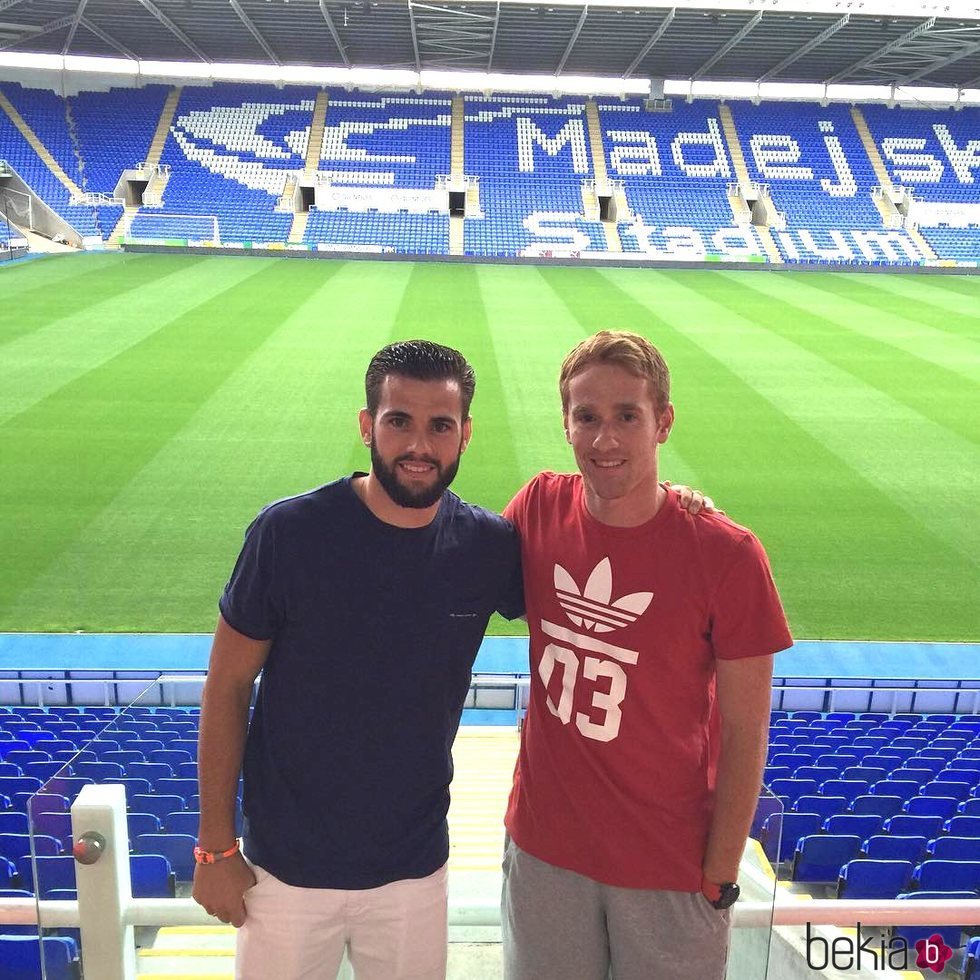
[501,837,731,980]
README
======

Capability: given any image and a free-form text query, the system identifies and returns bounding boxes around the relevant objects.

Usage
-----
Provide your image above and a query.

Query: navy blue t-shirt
[219,475,524,889]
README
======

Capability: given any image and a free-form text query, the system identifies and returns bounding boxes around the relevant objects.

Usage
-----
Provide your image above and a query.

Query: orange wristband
[193,840,240,865]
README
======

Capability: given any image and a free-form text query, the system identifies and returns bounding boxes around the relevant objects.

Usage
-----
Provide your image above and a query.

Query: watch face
[714,883,740,910]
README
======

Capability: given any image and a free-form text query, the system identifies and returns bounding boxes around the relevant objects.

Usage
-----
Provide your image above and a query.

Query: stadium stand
[463,96,607,257]
[0,93,101,237]
[68,84,170,197]
[862,104,980,264]
[137,82,315,243]
[730,100,926,266]
[598,98,766,260]
[1,82,979,267]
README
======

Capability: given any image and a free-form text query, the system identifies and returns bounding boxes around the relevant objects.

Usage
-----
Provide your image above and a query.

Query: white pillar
[69,783,137,980]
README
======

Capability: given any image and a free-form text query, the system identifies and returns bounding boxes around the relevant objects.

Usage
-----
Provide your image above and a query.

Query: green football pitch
[1,251,977,641]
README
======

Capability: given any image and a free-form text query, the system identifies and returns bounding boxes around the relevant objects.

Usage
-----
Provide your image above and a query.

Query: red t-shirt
[503,472,793,890]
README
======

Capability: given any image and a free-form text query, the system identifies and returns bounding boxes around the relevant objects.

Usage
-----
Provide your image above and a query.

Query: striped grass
[0,253,977,640]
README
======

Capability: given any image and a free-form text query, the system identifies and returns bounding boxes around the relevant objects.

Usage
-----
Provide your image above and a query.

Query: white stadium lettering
[881,137,945,184]
[516,117,591,174]
[749,134,813,181]
[670,118,731,179]
[933,125,980,184]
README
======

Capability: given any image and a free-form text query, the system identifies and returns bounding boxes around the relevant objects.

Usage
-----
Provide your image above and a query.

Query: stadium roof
[1,0,979,89]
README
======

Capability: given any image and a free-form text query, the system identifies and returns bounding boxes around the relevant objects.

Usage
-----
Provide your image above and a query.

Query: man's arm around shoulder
[192,615,271,927]
[701,654,774,889]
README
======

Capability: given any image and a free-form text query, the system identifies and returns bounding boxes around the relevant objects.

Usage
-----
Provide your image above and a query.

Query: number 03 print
[538,643,628,742]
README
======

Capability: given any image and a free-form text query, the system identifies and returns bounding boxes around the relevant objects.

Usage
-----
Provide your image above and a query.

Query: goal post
[126,212,220,245]
[0,187,34,232]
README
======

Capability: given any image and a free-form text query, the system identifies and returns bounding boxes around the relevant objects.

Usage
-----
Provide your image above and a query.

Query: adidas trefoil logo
[554,557,653,634]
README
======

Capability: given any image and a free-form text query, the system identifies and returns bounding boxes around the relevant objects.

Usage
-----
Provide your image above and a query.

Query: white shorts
[236,859,448,980]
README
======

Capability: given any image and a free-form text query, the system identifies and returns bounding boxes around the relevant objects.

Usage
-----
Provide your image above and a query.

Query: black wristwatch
[702,879,740,910]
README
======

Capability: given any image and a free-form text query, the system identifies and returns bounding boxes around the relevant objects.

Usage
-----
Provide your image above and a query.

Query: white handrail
[3,896,980,931]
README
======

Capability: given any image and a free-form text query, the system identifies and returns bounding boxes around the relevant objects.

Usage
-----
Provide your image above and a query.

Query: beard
[370,437,462,509]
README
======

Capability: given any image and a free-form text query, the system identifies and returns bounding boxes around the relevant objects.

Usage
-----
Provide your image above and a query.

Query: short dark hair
[365,340,476,418]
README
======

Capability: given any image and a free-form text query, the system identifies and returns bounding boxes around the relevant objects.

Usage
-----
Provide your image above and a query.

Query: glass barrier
[23,677,202,978]
[773,915,975,977]
[12,680,795,979]
[727,786,782,980]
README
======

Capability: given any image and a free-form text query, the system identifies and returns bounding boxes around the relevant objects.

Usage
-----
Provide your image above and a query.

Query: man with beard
[192,340,525,980]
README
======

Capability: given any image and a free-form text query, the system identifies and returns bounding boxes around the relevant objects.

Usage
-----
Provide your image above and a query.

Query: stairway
[449,215,464,256]
[584,100,608,184]
[107,204,140,246]
[0,91,82,197]
[717,104,781,263]
[304,91,329,182]
[849,106,936,261]
[287,210,309,244]
[145,87,182,169]
[584,100,621,252]
[277,175,297,213]
[717,104,751,187]
[451,95,465,181]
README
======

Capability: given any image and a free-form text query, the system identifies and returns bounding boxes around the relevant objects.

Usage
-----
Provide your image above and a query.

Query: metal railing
[0,784,977,980]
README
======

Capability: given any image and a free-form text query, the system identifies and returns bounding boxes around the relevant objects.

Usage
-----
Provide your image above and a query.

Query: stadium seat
[793,835,862,884]
[0,934,79,980]
[837,859,913,899]
[130,795,186,824]
[819,779,868,802]
[871,779,920,799]
[913,860,980,892]
[947,816,980,837]
[928,837,980,860]
[134,833,197,881]
[130,853,176,898]
[126,812,162,840]
[923,780,973,800]
[0,833,62,862]
[761,812,822,864]
[906,796,959,819]
[794,796,848,820]
[0,813,30,834]
[861,835,926,862]
[883,814,944,838]
[16,854,76,897]
[850,795,903,819]
[825,814,883,838]
[771,778,819,804]
[892,891,974,952]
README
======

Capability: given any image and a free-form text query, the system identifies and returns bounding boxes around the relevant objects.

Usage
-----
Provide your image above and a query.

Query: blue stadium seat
[0,934,80,980]
[946,813,980,837]
[913,860,980,892]
[825,814,883,838]
[794,796,848,820]
[761,812,822,864]
[819,779,868,802]
[905,796,959,819]
[861,835,926,862]
[837,859,913,899]
[850,795,903,819]
[134,832,197,881]
[792,835,862,884]
[131,794,186,825]
[0,833,62,862]
[928,837,980,861]
[884,814,944,838]
[16,854,76,897]
[130,854,176,898]
[893,891,974,953]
